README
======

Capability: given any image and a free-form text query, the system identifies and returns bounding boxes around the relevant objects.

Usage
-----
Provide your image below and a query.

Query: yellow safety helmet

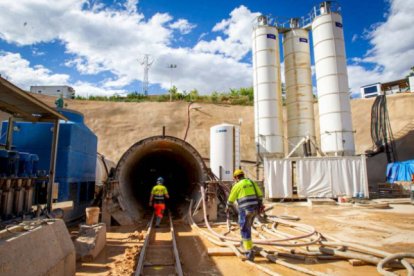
[233,169,244,178]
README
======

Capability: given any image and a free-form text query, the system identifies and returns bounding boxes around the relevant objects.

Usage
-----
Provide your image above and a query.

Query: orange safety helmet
[233,169,244,178]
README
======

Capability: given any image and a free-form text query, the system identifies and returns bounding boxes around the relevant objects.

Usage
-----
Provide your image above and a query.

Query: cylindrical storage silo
[283,23,316,157]
[252,16,284,158]
[312,2,355,156]
[210,124,240,181]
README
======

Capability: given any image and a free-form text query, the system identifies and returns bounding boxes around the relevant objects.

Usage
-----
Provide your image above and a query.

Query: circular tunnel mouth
[115,136,207,220]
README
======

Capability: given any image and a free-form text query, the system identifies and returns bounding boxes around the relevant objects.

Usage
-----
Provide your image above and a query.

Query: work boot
[155,217,161,228]
[246,250,255,262]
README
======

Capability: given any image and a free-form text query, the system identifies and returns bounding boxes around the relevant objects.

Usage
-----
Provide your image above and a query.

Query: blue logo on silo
[299,37,308,43]
[216,129,227,133]
[267,34,276,39]
[335,22,343,28]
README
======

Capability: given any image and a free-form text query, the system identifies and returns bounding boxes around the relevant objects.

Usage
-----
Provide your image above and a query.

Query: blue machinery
[0,77,97,223]
[0,109,97,221]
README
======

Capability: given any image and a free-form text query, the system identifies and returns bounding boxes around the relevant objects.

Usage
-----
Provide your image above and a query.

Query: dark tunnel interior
[116,136,206,220]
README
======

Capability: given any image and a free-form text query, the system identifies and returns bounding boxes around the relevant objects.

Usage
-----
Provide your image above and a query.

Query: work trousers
[153,203,165,218]
[238,206,258,250]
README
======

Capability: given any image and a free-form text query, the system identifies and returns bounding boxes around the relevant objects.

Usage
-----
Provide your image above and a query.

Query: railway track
[135,211,183,276]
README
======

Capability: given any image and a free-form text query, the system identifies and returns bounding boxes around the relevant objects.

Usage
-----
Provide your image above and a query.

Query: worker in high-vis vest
[226,169,263,261]
[149,177,169,227]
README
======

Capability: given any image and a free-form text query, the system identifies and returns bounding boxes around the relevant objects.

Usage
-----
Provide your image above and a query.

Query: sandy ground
[1,92,413,274]
[75,202,414,276]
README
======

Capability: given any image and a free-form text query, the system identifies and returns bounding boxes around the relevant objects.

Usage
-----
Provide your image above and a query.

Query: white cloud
[0,2,256,95]
[194,6,260,61]
[74,81,128,97]
[32,47,45,57]
[351,34,358,42]
[0,0,83,45]
[363,0,414,78]
[347,65,389,96]
[0,51,127,97]
[0,51,69,89]
[124,0,138,14]
[348,0,414,95]
[169,19,196,35]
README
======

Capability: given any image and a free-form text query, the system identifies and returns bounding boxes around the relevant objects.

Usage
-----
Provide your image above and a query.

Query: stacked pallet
[370,182,412,198]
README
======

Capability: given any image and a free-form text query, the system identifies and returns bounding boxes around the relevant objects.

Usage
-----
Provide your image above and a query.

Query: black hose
[370,95,398,163]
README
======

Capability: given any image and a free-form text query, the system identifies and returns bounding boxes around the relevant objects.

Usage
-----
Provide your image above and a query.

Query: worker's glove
[258,199,265,214]
[259,204,265,214]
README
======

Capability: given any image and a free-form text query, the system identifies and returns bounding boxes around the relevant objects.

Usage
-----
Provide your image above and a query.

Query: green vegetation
[75,86,256,105]
[406,66,414,78]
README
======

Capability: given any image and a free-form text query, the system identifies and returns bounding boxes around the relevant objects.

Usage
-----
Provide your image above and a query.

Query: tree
[188,89,199,101]
[211,91,219,103]
[407,66,414,77]
[168,85,178,100]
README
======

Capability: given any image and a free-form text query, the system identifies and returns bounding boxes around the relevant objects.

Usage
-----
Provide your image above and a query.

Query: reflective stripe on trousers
[238,206,257,250]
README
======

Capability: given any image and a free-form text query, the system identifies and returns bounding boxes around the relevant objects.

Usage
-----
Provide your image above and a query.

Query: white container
[283,28,316,156]
[210,124,240,181]
[252,16,284,158]
[312,10,355,156]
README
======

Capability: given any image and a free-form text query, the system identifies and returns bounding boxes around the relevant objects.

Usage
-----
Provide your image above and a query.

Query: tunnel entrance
[115,136,208,221]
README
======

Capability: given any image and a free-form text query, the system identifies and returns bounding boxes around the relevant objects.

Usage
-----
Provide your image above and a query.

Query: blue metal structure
[1,109,97,220]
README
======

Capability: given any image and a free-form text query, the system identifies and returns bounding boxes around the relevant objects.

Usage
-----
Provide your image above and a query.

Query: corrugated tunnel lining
[115,136,207,220]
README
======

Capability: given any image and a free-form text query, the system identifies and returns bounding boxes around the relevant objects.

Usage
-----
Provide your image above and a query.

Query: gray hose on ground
[199,186,321,247]
[188,200,284,276]
[321,241,391,258]
[258,250,330,276]
[319,246,383,265]
[377,253,414,276]
[195,185,414,276]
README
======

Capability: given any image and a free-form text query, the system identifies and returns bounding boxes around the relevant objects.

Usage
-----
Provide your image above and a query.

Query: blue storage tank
[1,109,98,219]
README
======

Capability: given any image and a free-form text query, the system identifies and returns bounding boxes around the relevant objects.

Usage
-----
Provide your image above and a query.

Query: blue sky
[0,0,413,97]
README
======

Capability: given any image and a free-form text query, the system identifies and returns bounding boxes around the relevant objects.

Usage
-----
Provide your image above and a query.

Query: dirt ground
[75,202,414,276]
[1,92,413,275]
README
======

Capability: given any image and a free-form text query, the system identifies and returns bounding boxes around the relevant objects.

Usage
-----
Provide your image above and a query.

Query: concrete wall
[0,219,75,276]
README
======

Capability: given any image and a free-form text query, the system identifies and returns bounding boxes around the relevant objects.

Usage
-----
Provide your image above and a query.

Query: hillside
[1,93,414,184]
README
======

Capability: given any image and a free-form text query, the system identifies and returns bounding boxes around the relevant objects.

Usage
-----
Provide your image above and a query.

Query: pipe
[5,116,14,150]
[115,136,208,221]
[193,188,414,275]
[199,186,321,246]
[377,253,414,276]
[47,119,60,213]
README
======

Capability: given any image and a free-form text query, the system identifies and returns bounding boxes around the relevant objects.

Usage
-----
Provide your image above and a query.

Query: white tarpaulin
[264,156,368,198]
[296,156,368,198]
[264,158,292,198]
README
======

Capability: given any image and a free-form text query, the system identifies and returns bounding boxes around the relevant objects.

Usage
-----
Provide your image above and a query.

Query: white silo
[283,18,316,156]
[312,1,355,156]
[210,124,241,181]
[252,16,284,158]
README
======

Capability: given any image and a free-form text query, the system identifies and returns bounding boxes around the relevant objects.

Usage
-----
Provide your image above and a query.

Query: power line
[140,54,153,96]
[167,64,177,101]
